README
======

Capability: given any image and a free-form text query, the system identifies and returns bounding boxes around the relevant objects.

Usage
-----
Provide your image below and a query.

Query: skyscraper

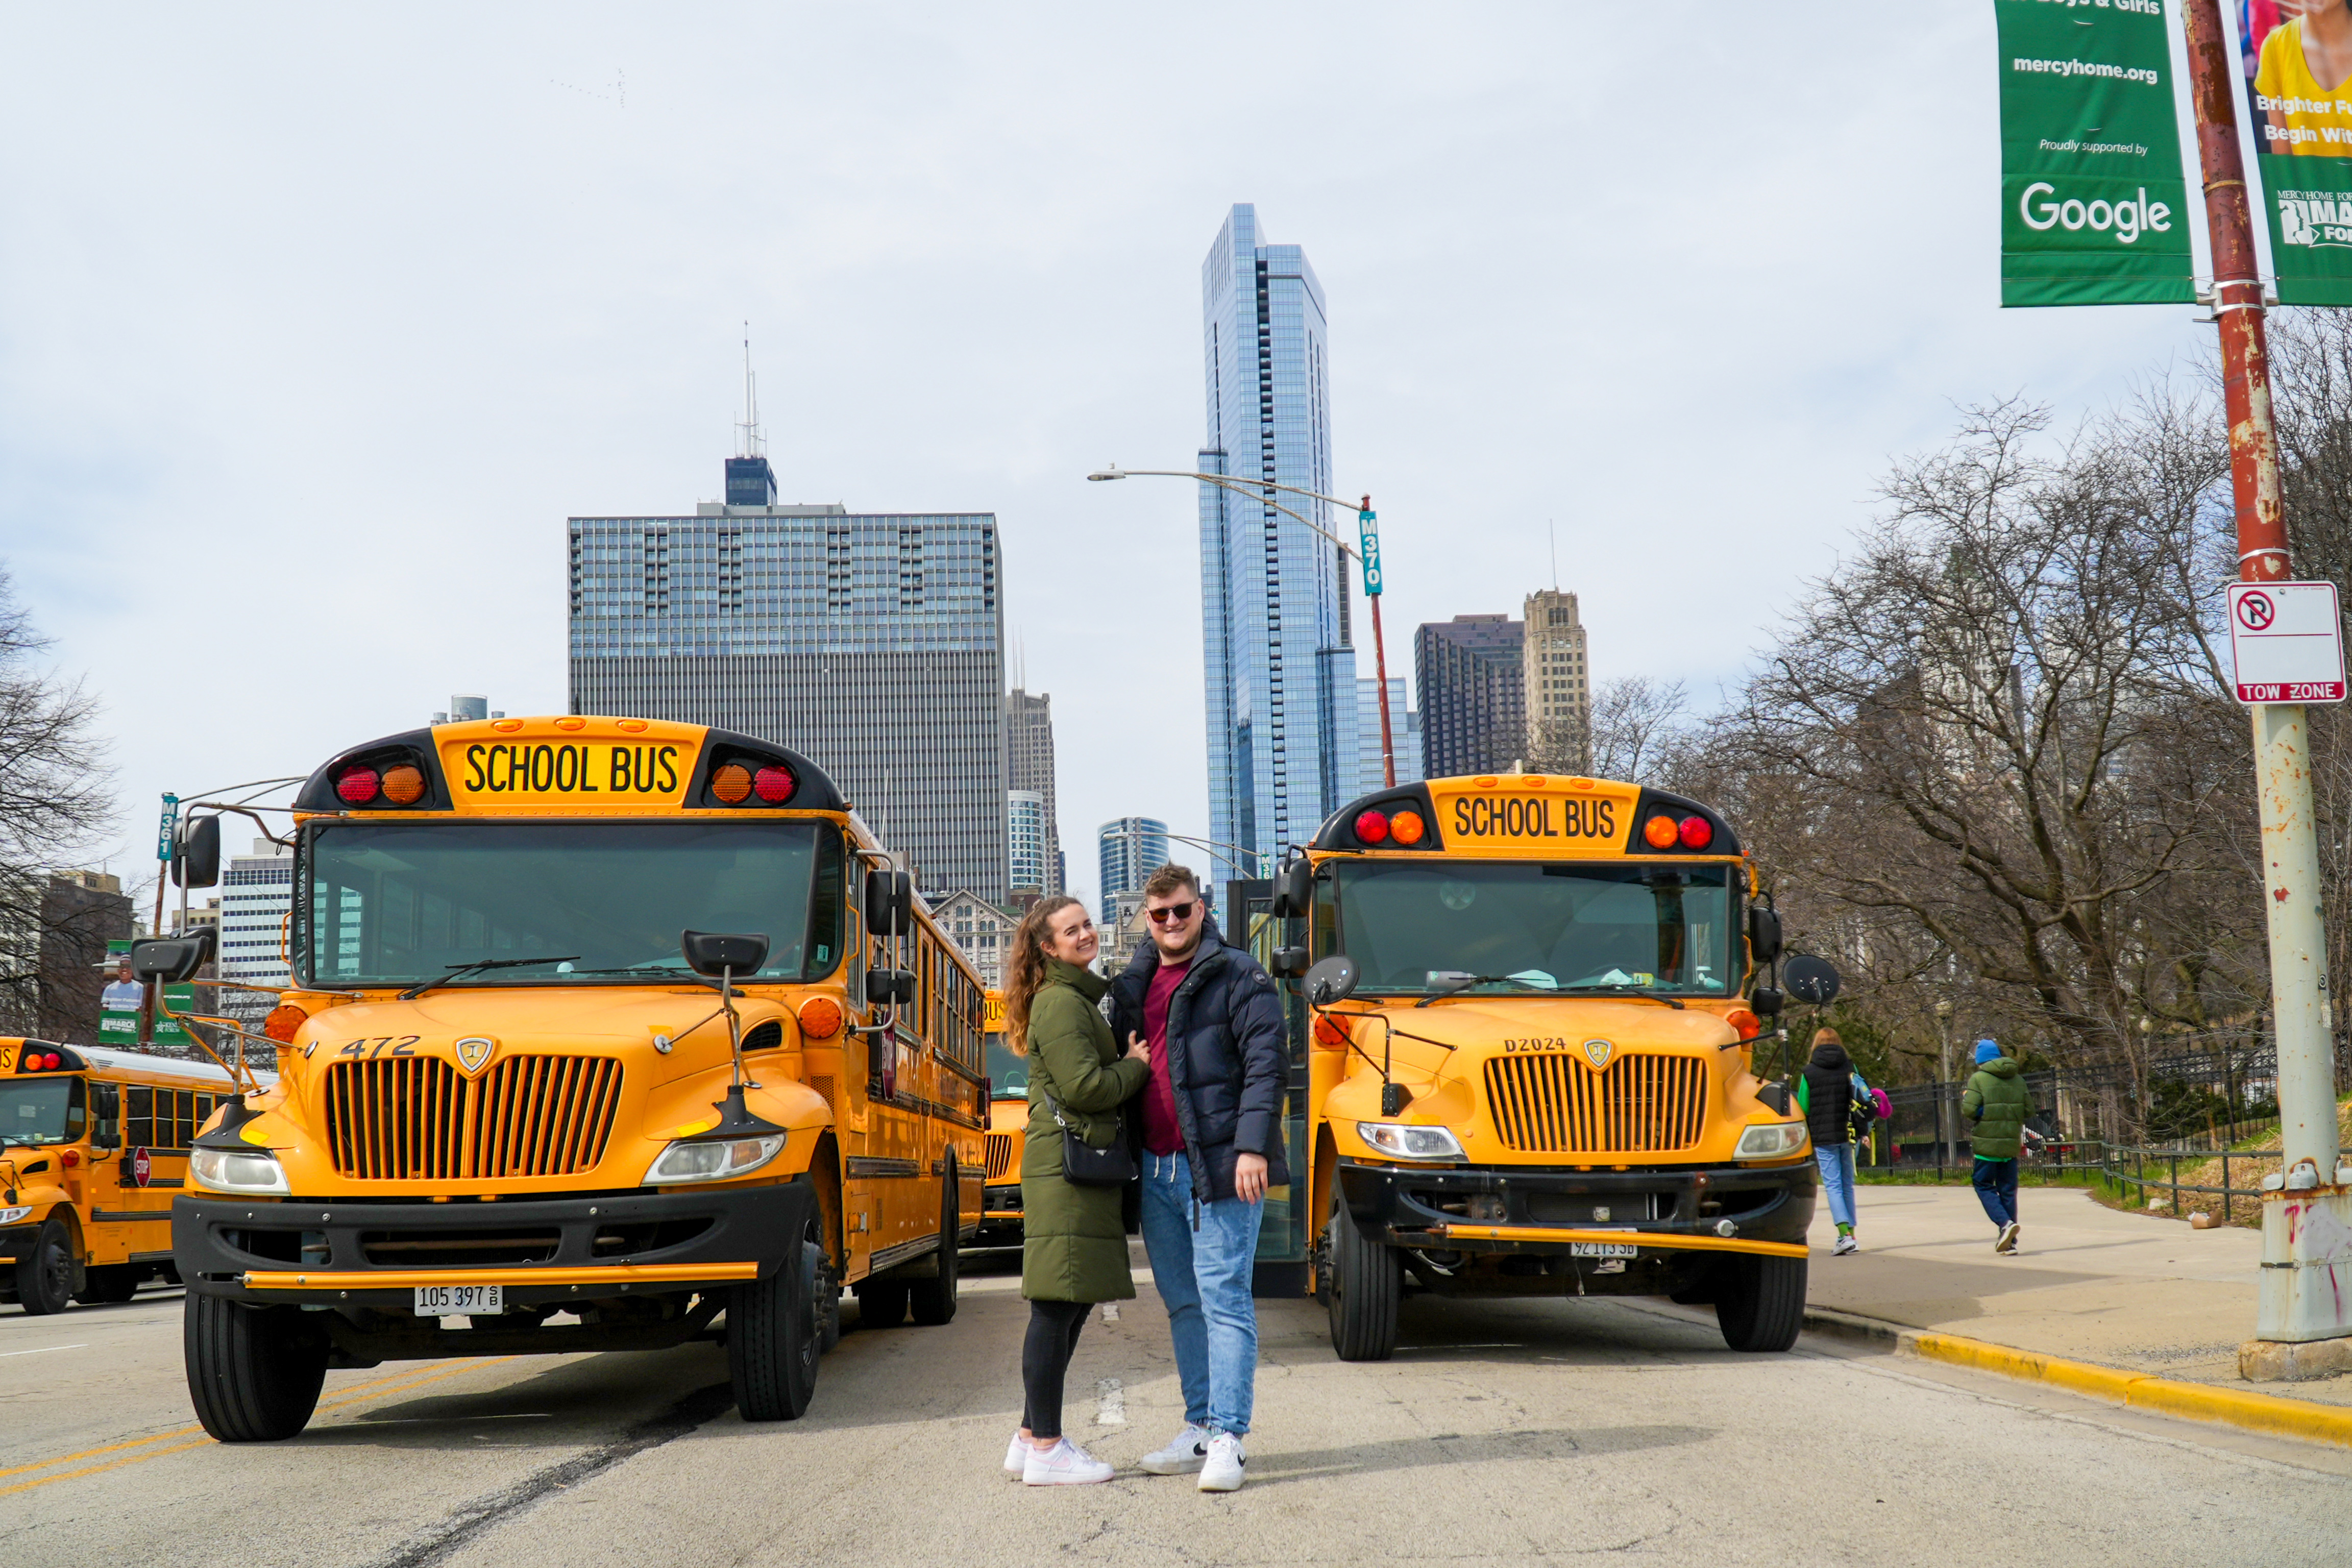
[1356,676,1423,795]
[1198,204,1357,872]
[1007,790,1047,899]
[1004,688,1063,896]
[568,450,1008,900]
[1521,589,1591,772]
[219,839,293,1030]
[1416,613,1525,777]
[1098,816,1170,922]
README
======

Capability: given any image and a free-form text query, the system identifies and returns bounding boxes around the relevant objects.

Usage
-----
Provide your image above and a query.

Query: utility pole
[1358,497,1396,789]
[2182,0,2349,1353]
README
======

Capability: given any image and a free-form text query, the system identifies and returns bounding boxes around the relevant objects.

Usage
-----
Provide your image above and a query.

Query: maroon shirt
[1140,957,1192,1156]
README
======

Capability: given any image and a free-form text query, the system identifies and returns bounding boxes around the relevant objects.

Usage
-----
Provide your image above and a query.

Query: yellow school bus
[145,717,985,1441]
[976,989,1025,1245]
[1278,772,1821,1359]
[1,1043,262,1313]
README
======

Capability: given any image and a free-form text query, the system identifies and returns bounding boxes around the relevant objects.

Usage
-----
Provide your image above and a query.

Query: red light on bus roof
[1389,810,1427,847]
[1643,814,1679,850]
[753,765,796,803]
[1679,815,1713,849]
[337,767,381,805]
[381,764,426,805]
[710,764,753,804]
[1355,810,1390,845]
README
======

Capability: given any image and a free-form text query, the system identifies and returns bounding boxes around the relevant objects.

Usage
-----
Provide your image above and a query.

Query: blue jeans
[1139,1149,1264,1436]
[1973,1158,2019,1229]
[1814,1142,1857,1229]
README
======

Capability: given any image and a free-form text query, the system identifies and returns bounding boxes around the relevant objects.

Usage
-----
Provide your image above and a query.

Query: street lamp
[1089,465,1399,790]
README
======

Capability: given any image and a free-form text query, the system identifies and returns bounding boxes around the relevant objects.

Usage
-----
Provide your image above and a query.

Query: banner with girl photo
[2242,1,2352,303]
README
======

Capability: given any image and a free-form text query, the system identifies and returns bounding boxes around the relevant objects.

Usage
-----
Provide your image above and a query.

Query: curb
[1801,1307,2352,1450]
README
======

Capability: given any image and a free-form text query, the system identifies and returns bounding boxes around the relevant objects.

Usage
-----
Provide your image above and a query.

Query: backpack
[1846,1073,1883,1144]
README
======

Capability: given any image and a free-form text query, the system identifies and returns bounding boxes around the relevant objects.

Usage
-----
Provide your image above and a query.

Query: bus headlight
[1357,1122,1466,1161]
[1734,1122,1809,1161]
[0,1206,31,1225]
[190,1147,291,1195]
[645,1135,786,1185]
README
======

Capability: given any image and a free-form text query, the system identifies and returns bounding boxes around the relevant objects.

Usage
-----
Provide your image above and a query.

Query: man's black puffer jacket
[1107,918,1292,1205]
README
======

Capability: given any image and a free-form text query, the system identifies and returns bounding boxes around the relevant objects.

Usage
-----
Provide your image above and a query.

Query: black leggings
[1021,1300,1092,1441]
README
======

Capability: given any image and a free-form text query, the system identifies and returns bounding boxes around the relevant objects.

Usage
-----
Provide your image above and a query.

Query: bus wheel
[1327,1202,1399,1362]
[856,1279,909,1329]
[184,1293,328,1440]
[728,1186,821,1422]
[1714,1254,1806,1353]
[909,1170,960,1326]
[76,1265,141,1305]
[13,1219,75,1315]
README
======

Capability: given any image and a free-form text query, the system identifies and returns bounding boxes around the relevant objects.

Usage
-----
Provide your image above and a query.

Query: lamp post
[1089,465,1399,790]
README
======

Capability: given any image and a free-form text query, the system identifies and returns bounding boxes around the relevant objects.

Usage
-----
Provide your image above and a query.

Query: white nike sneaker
[1996,1221,2020,1254]
[1022,1437,1114,1486]
[1004,1432,1028,1477]
[1139,1423,1213,1475]
[1197,1431,1246,1492]
[1832,1233,1859,1256]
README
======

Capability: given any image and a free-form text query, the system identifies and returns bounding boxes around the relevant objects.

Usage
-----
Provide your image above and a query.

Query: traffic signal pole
[2182,0,2350,1354]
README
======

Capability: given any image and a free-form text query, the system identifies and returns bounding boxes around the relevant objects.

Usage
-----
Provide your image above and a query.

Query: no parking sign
[2228,582,2347,704]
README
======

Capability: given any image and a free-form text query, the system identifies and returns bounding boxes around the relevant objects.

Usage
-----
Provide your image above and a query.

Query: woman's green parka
[1019,960,1148,1303]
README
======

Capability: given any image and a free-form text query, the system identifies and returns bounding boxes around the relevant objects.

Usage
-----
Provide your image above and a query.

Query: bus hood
[1362,995,1743,1061]
[285,987,801,1084]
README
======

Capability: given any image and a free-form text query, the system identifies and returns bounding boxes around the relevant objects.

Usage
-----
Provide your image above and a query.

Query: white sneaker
[1832,1233,1858,1255]
[1996,1221,2020,1254]
[1139,1423,1213,1475]
[1022,1437,1113,1486]
[1197,1431,1246,1492]
[1004,1432,1028,1477]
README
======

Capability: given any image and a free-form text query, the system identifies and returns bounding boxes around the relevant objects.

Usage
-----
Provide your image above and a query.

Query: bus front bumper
[1336,1157,1816,1260]
[172,1185,798,1309]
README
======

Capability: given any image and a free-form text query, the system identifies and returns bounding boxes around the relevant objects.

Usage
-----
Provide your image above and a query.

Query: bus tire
[1327,1204,1399,1362]
[184,1292,328,1441]
[1713,1254,1806,1353]
[856,1279,909,1329]
[76,1264,142,1305]
[909,1169,960,1326]
[13,1219,76,1316]
[728,1186,820,1422]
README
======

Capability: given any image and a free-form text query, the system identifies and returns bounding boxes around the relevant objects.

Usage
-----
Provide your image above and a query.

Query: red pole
[1362,495,1396,788]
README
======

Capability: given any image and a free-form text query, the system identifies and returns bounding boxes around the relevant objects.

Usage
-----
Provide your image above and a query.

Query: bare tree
[1588,676,1690,785]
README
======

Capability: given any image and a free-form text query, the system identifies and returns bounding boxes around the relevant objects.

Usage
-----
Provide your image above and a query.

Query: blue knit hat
[1974,1039,2002,1066]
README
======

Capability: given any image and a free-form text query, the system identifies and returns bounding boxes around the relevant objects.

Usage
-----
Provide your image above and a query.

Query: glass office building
[1097,815,1170,924]
[1007,790,1047,897]
[1356,676,1423,795]
[567,455,1008,901]
[1198,204,1358,875]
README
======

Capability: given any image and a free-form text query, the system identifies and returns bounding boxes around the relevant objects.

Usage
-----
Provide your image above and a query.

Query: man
[1108,864,1288,1493]
[1962,1038,2042,1255]
[99,959,143,1015]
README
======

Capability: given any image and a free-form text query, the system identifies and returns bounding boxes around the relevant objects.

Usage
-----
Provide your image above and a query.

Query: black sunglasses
[1146,901,1197,925]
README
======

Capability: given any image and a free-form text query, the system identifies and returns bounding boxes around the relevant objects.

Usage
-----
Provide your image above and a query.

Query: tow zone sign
[2229,582,2347,704]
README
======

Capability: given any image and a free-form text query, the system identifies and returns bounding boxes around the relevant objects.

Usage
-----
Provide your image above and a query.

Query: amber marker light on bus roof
[1355,809,1390,844]
[1389,810,1426,846]
[710,763,754,804]
[1643,814,1679,849]
[753,765,796,803]
[381,764,426,805]
[337,767,381,805]
[798,996,843,1039]
[1679,815,1713,849]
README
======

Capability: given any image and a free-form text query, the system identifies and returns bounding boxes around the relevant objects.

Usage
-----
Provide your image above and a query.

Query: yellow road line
[0,1355,521,1498]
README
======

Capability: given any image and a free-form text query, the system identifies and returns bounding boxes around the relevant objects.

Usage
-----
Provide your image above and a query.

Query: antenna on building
[1549,519,1558,590]
[736,322,766,460]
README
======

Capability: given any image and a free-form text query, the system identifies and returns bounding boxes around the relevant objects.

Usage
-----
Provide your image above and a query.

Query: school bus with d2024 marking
[157,717,987,1440]
[1269,771,1823,1360]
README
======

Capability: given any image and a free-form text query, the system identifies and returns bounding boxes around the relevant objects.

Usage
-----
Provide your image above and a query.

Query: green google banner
[1996,0,2195,307]
[2238,3,2352,305]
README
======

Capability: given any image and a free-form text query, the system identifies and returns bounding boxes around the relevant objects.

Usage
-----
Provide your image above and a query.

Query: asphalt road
[5,1251,2346,1567]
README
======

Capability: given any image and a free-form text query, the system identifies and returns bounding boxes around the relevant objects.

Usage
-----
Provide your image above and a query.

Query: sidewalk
[1809,1183,2352,1405]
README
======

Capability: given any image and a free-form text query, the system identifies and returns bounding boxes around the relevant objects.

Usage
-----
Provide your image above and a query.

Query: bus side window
[170,1090,194,1149]
[806,828,845,979]
[196,1094,216,1136]
[128,1086,154,1149]
[64,1079,86,1139]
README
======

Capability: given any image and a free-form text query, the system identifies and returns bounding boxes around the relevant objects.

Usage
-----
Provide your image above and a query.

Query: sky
[0,3,2262,916]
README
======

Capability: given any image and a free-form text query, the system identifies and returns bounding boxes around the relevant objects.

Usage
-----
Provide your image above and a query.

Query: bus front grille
[985,1132,1015,1181]
[1482,1053,1707,1156]
[324,1055,624,1181]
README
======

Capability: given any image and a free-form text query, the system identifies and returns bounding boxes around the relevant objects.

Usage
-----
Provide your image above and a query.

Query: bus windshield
[1332,860,1732,996]
[986,1038,1030,1099]
[2,1077,84,1146]
[304,820,843,989]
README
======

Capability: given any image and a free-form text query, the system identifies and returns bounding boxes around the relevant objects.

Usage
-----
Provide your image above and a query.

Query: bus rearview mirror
[864,869,912,937]
[1782,954,1841,1006]
[173,815,220,890]
[132,928,213,985]
[1270,857,1314,919]
[1304,954,1358,1006]
[1747,906,1782,967]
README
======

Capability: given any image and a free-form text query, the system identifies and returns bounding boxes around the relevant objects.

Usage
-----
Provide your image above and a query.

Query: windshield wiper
[397,955,580,1000]
[1415,973,1557,1008]
[1557,983,1687,1010]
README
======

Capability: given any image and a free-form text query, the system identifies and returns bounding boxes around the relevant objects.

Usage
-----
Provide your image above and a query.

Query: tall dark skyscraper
[1415,613,1526,778]
[1198,203,1357,874]
[1003,688,1063,897]
[567,442,1008,900]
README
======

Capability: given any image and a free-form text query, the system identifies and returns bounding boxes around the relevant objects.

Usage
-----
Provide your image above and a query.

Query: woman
[1795,1028,1869,1256]
[997,894,1149,1485]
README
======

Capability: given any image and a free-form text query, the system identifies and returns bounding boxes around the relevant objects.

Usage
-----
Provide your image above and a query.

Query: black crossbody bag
[1045,1089,1136,1187]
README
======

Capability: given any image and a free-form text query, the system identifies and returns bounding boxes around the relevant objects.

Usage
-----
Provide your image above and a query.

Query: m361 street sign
[2228,581,2347,704]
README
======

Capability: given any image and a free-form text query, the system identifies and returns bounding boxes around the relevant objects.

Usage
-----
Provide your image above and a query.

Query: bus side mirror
[864,968,915,1008]
[1747,905,1781,967]
[680,930,770,978]
[864,870,911,937]
[132,929,213,985]
[1271,946,1308,978]
[1750,986,1784,1018]
[173,816,221,889]
[1304,954,1358,1007]
[89,1083,121,1149]
[1270,857,1314,919]
[1782,955,1841,1006]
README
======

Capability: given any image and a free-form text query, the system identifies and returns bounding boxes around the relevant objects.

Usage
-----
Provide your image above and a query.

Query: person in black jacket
[1106,865,1289,1494]
[1796,1028,1867,1255]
